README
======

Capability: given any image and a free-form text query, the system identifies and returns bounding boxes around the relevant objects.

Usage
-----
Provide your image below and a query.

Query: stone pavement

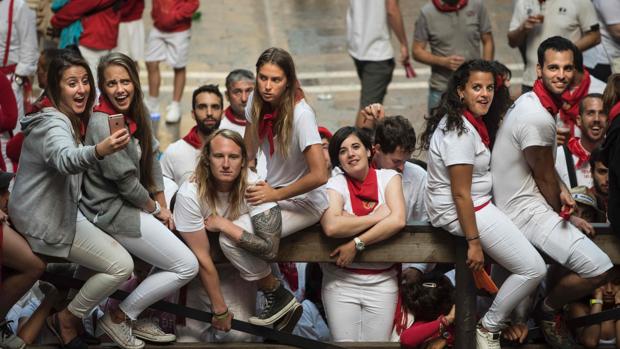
[141,0,521,149]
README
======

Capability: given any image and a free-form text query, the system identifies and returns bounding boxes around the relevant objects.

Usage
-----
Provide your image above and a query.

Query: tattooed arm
[204,206,283,261]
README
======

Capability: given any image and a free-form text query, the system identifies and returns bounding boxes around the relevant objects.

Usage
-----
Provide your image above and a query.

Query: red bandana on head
[258,87,305,157]
[182,126,202,149]
[462,109,490,148]
[532,79,562,116]
[93,95,137,135]
[345,167,379,217]
[432,0,468,12]
[224,106,247,126]
[609,101,620,124]
[567,137,590,168]
[560,70,591,136]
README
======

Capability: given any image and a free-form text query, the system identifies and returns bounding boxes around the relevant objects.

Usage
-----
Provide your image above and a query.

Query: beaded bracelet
[213,308,229,320]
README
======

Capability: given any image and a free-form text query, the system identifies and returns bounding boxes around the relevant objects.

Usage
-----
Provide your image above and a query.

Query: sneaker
[249,284,298,326]
[165,101,181,123]
[533,302,576,349]
[98,313,145,349]
[0,321,25,349]
[145,96,159,116]
[132,319,175,343]
[273,303,303,333]
[476,324,501,349]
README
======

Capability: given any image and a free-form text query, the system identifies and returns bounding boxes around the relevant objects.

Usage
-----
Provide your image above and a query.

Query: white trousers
[443,203,546,332]
[321,268,398,341]
[219,198,323,282]
[115,212,199,320]
[66,217,134,318]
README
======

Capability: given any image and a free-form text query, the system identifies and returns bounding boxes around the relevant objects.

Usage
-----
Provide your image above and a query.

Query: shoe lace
[119,320,137,344]
[259,291,277,319]
[0,320,15,339]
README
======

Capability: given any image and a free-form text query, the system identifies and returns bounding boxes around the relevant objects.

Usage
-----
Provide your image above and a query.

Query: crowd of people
[2,1,620,349]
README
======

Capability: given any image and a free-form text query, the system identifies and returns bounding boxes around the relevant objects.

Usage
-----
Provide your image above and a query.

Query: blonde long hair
[250,47,300,157]
[195,129,248,220]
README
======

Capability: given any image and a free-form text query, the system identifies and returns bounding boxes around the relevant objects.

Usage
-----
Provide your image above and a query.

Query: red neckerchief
[560,70,591,136]
[93,95,137,135]
[432,0,468,12]
[462,109,490,148]
[566,137,590,168]
[224,106,247,126]
[27,95,53,115]
[258,88,305,156]
[532,79,562,116]
[345,167,379,216]
[182,126,202,150]
[609,101,620,124]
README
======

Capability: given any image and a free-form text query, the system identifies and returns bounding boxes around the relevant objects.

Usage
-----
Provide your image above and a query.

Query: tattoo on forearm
[238,206,282,260]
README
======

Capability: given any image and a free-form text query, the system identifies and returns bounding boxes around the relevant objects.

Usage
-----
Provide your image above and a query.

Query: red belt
[343,263,397,275]
[474,199,491,212]
[0,64,16,76]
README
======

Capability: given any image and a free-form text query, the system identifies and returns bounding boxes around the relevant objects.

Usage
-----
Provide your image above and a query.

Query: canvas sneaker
[165,101,181,123]
[476,323,501,349]
[98,313,144,349]
[273,302,303,333]
[132,319,175,343]
[249,284,298,326]
[0,321,25,349]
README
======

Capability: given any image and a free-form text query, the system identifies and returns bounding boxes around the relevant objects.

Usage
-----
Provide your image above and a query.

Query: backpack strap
[562,144,578,188]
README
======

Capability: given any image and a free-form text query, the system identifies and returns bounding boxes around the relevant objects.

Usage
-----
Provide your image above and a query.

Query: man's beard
[196,118,221,136]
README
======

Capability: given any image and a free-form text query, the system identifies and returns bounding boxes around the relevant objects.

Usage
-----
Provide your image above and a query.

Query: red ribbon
[431,0,468,12]
[182,126,202,150]
[532,79,562,116]
[93,95,137,135]
[560,70,590,137]
[224,106,247,126]
[609,101,620,124]
[345,167,379,217]
[566,137,590,168]
[463,109,490,148]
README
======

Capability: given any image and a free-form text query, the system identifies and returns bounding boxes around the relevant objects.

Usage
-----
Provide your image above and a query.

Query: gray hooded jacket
[8,108,98,258]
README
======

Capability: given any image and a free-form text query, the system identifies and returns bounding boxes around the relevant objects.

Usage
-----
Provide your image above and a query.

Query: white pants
[219,198,324,282]
[176,264,258,343]
[511,205,613,278]
[443,203,546,332]
[114,19,145,62]
[66,217,134,318]
[321,268,398,341]
[114,212,199,320]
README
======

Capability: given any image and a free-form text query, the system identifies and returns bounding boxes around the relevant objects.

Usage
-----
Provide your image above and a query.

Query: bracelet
[590,299,603,306]
[466,235,480,242]
[213,308,229,320]
[148,201,161,216]
[94,145,104,160]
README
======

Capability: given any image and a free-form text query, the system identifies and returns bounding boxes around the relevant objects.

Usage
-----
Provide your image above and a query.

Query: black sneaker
[273,303,303,333]
[249,284,298,326]
[533,302,576,349]
[0,320,25,349]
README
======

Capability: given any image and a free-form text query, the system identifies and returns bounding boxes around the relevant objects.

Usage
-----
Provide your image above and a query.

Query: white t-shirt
[425,116,493,228]
[219,117,246,138]
[555,145,593,188]
[160,138,201,186]
[346,0,393,61]
[174,171,276,233]
[491,92,557,220]
[509,0,599,86]
[218,119,268,179]
[402,162,428,222]
[584,0,620,68]
[322,168,400,280]
[588,75,607,94]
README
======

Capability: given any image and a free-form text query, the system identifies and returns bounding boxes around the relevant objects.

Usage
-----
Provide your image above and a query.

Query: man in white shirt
[556,93,608,188]
[161,85,223,185]
[220,69,253,136]
[492,36,612,348]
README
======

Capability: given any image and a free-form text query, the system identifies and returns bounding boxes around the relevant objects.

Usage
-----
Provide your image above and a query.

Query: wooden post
[454,240,477,348]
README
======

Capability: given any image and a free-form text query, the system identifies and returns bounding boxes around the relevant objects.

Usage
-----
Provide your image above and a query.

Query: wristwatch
[14,75,24,86]
[353,237,365,251]
[149,201,161,216]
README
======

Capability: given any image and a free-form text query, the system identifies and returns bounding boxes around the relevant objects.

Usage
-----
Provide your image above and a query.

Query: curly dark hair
[402,275,454,322]
[374,115,416,154]
[419,59,511,151]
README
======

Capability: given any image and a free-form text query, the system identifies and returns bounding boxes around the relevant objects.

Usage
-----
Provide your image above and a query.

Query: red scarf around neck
[609,101,620,124]
[258,88,305,157]
[532,79,562,116]
[224,106,247,126]
[93,95,137,135]
[432,0,468,12]
[345,167,379,216]
[463,109,490,148]
[182,126,203,150]
[567,137,590,168]
[560,70,591,136]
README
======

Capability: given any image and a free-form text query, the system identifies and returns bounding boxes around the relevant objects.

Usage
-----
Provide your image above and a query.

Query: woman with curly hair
[421,59,546,348]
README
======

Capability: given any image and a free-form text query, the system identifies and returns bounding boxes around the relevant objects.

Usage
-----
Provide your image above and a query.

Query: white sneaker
[476,324,501,349]
[145,96,159,115]
[165,101,181,123]
[98,313,145,349]
[132,319,175,343]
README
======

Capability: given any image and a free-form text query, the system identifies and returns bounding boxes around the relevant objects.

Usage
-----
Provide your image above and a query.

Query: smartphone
[108,114,125,135]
